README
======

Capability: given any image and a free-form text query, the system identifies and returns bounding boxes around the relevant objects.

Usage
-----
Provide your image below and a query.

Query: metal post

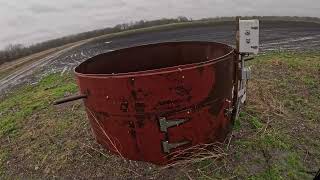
[233,16,247,120]
[236,16,240,52]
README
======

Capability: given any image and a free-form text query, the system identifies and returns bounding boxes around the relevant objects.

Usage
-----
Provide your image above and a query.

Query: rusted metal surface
[73,41,236,165]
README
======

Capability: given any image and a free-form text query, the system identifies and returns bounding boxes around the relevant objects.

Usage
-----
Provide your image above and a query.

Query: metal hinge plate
[159,117,188,132]
[162,140,190,153]
[159,116,190,153]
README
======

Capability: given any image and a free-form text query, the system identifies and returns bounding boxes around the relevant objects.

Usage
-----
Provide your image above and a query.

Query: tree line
[0,16,191,65]
[0,16,319,65]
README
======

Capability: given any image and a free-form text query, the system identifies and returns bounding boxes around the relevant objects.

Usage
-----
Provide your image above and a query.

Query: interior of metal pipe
[75,41,233,75]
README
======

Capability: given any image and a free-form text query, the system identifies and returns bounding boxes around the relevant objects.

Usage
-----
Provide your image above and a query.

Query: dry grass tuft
[162,143,228,169]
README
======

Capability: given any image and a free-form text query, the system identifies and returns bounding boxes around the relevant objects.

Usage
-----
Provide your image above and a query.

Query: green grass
[0,73,78,176]
[249,166,283,180]
[194,51,320,179]
[0,73,78,138]
[0,150,7,176]
[248,115,263,129]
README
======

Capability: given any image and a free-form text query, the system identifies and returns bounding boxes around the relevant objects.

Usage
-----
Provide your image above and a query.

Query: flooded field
[0,21,319,93]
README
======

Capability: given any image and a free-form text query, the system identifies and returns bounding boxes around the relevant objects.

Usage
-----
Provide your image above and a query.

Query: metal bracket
[238,83,248,104]
[162,140,190,153]
[224,99,233,117]
[241,67,251,80]
[224,107,234,117]
[234,54,252,119]
[159,117,188,132]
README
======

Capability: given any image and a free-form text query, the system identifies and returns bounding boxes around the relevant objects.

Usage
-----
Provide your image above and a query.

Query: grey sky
[0,0,319,49]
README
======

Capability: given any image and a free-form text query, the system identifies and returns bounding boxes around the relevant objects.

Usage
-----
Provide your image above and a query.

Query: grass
[0,51,319,179]
[0,73,78,138]
[193,51,320,179]
[0,149,7,176]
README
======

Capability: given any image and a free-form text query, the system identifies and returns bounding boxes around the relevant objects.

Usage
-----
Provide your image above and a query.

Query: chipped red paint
[74,41,236,165]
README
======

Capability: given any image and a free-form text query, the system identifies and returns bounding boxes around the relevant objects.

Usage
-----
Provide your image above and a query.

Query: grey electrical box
[239,19,259,54]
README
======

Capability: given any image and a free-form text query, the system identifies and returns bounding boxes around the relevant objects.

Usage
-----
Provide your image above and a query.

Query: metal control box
[239,19,259,54]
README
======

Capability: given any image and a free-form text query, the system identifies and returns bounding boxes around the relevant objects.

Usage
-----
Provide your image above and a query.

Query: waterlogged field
[0,51,319,179]
[1,21,320,94]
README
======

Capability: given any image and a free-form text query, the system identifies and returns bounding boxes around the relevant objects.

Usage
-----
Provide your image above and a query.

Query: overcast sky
[0,0,319,49]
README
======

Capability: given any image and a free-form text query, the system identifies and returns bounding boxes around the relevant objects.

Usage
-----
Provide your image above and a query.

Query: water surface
[0,0,319,48]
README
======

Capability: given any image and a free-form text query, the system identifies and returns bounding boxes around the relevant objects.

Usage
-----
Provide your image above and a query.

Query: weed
[0,150,7,176]
[249,116,263,129]
[249,166,282,180]
[233,118,241,131]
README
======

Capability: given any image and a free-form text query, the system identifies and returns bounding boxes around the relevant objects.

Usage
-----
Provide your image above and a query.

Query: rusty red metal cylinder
[74,41,236,165]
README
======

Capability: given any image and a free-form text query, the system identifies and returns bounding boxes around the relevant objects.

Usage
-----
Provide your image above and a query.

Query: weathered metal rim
[74,41,235,79]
